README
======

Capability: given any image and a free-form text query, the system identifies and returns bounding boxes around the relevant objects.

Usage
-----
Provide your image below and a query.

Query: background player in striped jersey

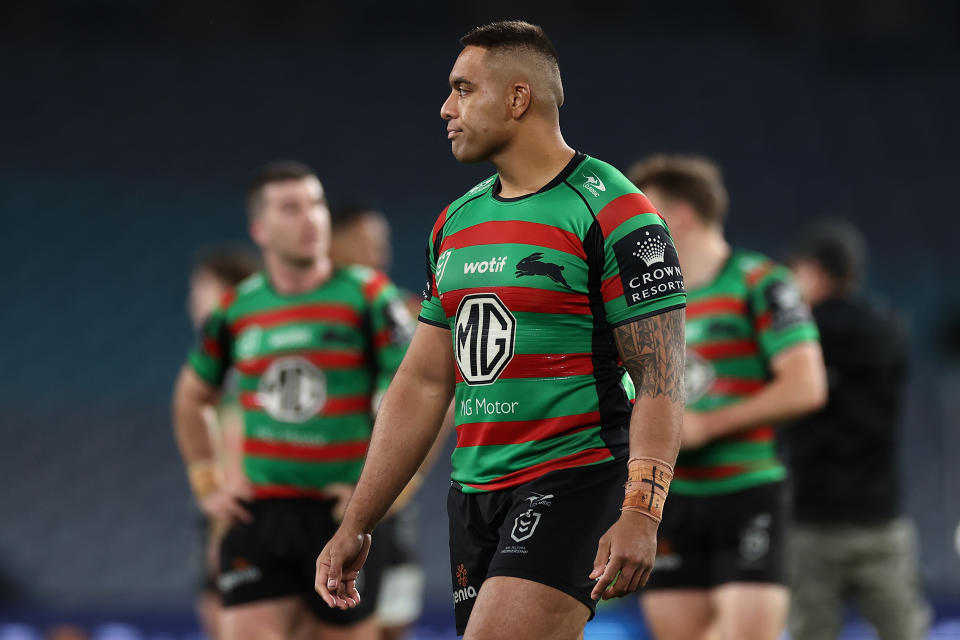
[316,21,686,640]
[629,155,827,640]
[173,160,414,640]
[186,246,260,640]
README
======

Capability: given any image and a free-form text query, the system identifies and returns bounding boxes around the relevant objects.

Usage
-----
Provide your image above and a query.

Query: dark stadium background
[2,1,959,637]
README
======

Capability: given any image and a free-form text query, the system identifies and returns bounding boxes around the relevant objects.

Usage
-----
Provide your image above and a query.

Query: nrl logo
[511,509,541,542]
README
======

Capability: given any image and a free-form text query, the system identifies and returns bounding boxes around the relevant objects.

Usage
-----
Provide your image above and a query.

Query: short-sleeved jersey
[188,267,412,499]
[419,152,686,493]
[676,249,819,495]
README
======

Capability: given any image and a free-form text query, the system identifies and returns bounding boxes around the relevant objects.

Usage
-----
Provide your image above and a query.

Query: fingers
[603,565,636,600]
[315,554,336,608]
[591,554,621,601]
[589,536,610,582]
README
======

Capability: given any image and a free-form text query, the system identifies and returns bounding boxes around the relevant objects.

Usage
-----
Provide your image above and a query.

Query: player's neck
[676,228,730,290]
[491,128,574,199]
[264,252,333,295]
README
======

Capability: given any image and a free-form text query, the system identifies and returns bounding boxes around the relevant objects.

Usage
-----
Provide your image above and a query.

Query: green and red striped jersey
[676,249,819,495]
[419,152,686,493]
[188,267,412,499]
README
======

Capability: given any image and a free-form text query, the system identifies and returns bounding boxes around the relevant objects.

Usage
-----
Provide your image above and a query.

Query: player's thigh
[298,617,378,640]
[641,590,713,640]
[710,582,789,640]
[787,525,845,640]
[463,575,590,640]
[220,596,306,640]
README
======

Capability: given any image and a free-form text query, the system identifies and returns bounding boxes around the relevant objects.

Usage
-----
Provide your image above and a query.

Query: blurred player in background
[783,219,931,640]
[186,246,261,639]
[173,160,414,640]
[317,20,686,640]
[629,155,827,640]
[330,204,426,640]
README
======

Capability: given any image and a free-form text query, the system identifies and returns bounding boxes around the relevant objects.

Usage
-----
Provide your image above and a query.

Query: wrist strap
[621,457,674,523]
[187,460,220,500]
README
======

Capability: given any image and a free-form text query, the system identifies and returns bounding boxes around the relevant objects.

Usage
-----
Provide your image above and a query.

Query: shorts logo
[510,510,541,542]
[613,225,684,307]
[739,513,772,565]
[454,293,516,385]
[456,563,468,587]
[257,357,327,422]
[218,559,263,593]
[515,253,571,289]
[583,171,606,196]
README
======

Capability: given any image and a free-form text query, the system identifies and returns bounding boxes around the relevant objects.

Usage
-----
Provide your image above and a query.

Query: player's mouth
[447,128,462,140]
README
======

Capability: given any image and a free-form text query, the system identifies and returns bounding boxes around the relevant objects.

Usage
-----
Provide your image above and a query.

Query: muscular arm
[590,308,685,600]
[692,341,827,444]
[613,308,685,462]
[173,365,221,465]
[341,321,456,533]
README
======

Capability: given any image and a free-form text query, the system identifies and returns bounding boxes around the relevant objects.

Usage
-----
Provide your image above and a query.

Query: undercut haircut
[191,245,261,287]
[245,159,320,218]
[460,20,564,107]
[628,154,730,226]
[330,203,382,233]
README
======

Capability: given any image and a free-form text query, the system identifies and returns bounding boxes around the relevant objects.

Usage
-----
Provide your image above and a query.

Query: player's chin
[451,141,486,164]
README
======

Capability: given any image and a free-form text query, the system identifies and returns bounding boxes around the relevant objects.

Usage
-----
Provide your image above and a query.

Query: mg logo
[454,293,516,385]
[257,357,327,422]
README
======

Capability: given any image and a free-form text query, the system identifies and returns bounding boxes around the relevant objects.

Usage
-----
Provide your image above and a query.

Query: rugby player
[316,21,686,640]
[173,160,414,640]
[629,155,827,640]
[186,246,260,640]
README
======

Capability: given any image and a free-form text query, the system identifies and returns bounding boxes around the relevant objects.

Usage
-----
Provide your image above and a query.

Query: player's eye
[457,87,468,97]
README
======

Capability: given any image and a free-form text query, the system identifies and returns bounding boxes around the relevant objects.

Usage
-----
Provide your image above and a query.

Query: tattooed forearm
[613,308,685,402]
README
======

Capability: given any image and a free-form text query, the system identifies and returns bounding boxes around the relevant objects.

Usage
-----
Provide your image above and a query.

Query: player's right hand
[315,528,372,610]
[199,484,253,525]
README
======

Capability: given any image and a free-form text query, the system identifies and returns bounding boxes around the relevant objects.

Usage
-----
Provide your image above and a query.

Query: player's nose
[440,91,457,120]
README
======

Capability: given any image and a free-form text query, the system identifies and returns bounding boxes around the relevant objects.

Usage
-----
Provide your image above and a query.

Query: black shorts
[194,515,217,594]
[645,480,788,590]
[219,498,383,625]
[447,460,626,636]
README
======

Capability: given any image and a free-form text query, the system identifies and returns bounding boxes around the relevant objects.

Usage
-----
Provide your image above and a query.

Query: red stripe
[202,337,221,358]
[239,393,370,416]
[710,378,765,395]
[755,312,772,332]
[596,193,662,239]
[432,206,450,243]
[245,438,368,461]
[674,464,747,480]
[686,297,747,319]
[601,274,624,304]
[442,220,586,259]
[463,448,614,492]
[252,485,335,500]
[456,411,601,447]
[235,351,365,376]
[746,262,775,286]
[731,426,775,443]
[219,289,237,309]
[363,271,390,302]
[691,340,758,360]
[373,329,392,349]
[454,353,594,383]
[231,304,361,335]
[441,286,590,316]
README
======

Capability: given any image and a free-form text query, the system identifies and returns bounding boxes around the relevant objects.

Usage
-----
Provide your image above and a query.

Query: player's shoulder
[430,173,499,240]
[221,271,267,309]
[565,155,641,203]
[336,265,394,301]
[729,248,792,288]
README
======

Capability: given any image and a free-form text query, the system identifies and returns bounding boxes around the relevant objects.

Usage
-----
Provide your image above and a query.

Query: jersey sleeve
[187,305,233,387]
[749,265,819,361]
[365,274,414,400]
[419,219,449,329]
[595,193,687,326]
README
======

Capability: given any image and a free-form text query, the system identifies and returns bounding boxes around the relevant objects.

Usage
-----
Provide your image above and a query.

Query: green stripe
[244,457,365,489]
[678,441,777,466]
[244,413,371,444]
[451,427,607,486]
[236,370,373,395]
[671,465,785,496]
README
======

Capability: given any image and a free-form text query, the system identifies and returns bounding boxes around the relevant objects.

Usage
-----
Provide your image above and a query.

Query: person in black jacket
[782,219,931,640]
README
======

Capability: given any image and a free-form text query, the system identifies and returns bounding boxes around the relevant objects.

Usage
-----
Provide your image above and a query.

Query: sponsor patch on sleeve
[613,225,685,306]
[762,279,812,331]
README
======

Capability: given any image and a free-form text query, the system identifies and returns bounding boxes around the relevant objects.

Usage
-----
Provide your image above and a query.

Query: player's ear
[248,215,267,248]
[510,82,532,119]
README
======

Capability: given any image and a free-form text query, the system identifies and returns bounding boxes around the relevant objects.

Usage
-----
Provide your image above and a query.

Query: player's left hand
[589,510,658,600]
[680,411,712,449]
[315,526,372,610]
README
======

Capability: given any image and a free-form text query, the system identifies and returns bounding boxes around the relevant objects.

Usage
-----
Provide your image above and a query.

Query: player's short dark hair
[330,203,382,233]
[460,20,559,65]
[788,219,867,292]
[245,159,319,218]
[628,154,729,226]
[191,245,261,287]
